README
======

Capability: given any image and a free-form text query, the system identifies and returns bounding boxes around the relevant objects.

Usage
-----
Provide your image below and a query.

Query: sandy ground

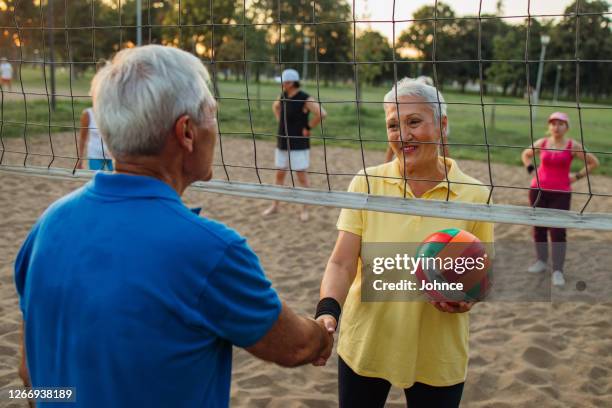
[0,133,611,407]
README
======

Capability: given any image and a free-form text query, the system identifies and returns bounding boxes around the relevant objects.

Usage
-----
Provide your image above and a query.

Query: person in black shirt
[263,69,327,221]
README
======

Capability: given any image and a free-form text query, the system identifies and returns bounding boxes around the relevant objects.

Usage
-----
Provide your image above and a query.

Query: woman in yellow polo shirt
[314,78,494,408]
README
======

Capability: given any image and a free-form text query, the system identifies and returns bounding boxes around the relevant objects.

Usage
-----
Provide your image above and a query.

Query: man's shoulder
[40,184,244,250]
[156,202,246,252]
[182,212,244,247]
[40,186,88,219]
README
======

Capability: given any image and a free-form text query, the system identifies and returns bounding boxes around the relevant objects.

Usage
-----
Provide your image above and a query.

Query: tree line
[1,0,610,100]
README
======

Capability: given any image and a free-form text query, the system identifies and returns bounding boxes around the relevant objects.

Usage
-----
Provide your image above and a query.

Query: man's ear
[173,114,195,153]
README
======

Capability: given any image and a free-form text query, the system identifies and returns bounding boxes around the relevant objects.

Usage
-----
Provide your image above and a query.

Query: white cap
[275,68,300,83]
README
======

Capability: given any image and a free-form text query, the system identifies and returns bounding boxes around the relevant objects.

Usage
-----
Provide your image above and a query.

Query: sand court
[0,134,611,407]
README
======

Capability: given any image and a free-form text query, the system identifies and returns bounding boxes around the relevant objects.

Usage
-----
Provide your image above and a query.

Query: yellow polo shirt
[336,157,494,388]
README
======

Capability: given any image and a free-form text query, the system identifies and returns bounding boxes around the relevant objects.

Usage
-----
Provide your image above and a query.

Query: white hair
[91,45,215,157]
[415,75,434,86]
[383,77,447,124]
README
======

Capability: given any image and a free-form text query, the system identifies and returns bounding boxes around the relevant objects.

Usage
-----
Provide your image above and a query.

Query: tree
[452,15,508,93]
[248,0,353,84]
[486,26,523,95]
[356,30,392,86]
[213,6,271,82]
[0,1,123,76]
[397,2,458,87]
[547,0,611,100]
[62,1,119,75]
[398,2,509,92]
[1,0,51,62]
[160,0,240,59]
[486,18,548,97]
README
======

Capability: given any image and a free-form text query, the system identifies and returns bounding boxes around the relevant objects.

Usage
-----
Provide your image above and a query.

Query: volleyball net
[1,0,611,230]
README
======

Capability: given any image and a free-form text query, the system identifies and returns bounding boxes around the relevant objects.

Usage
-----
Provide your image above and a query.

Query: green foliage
[2,0,610,98]
[485,19,548,97]
[248,0,353,83]
[398,2,457,84]
[356,30,392,86]
[3,71,611,175]
[546,0,612,101]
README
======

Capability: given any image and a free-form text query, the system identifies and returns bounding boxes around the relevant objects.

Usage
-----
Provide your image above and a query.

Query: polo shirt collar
[382,157,463,196]
[88,172,182,203]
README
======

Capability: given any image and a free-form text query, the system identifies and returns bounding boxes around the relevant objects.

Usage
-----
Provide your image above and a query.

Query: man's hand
[302,127,311,137]
[429,300,475,313]
[246,302,335,368]
[312,316,336,366]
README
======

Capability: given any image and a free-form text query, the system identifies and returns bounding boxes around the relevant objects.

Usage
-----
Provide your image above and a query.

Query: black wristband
[575,172,583,180]
[315,297,341,322]
[305,124,311,130]
[527,164,535,174]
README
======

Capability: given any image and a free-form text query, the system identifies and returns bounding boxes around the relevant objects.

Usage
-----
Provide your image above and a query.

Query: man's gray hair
[383,77,447,123]
[91,45,215,157]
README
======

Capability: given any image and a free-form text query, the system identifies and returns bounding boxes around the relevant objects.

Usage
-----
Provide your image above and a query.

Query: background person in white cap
[263,68,327,221]
[1,57,13,91]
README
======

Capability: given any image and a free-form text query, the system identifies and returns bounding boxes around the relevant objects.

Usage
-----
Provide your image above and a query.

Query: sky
[353,0,576,42]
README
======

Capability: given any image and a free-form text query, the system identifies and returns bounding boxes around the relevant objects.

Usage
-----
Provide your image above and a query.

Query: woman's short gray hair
[383,77,447,124]
[91,45,215,157]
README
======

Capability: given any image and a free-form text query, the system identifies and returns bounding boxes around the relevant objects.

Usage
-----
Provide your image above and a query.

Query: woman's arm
[571,141,600,182]
[521,137,545,168]
[317,231,361,332]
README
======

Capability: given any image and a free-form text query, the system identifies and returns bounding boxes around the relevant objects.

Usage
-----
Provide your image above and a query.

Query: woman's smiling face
[385,95,446,173]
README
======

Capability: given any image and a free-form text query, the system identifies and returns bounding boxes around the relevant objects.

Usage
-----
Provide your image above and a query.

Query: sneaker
[527,260,547,273]
[552,271,566,287]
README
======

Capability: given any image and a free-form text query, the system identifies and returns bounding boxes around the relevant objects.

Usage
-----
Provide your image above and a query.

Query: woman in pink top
[521,112,599,286]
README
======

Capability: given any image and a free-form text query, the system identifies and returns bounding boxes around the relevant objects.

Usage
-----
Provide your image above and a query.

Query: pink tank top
[530,138,574,191]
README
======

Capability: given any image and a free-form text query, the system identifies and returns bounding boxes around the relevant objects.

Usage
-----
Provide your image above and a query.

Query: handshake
[246,298,339,368]
[311,297,341,366]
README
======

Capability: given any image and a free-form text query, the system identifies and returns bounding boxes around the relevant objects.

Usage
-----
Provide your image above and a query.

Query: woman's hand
[569,174,578,184]
[429,300,475,313]
[312,315,337,366]
[316,314,338,333]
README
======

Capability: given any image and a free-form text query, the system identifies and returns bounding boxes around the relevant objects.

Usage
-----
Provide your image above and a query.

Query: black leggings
[529,189,571,271]
[338,357,464,408]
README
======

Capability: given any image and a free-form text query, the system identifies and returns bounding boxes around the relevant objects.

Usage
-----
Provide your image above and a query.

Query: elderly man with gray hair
[14,45,333,408]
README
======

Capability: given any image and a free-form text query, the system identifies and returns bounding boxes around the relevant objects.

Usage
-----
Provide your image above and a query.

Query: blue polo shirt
[14,173,282,408]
